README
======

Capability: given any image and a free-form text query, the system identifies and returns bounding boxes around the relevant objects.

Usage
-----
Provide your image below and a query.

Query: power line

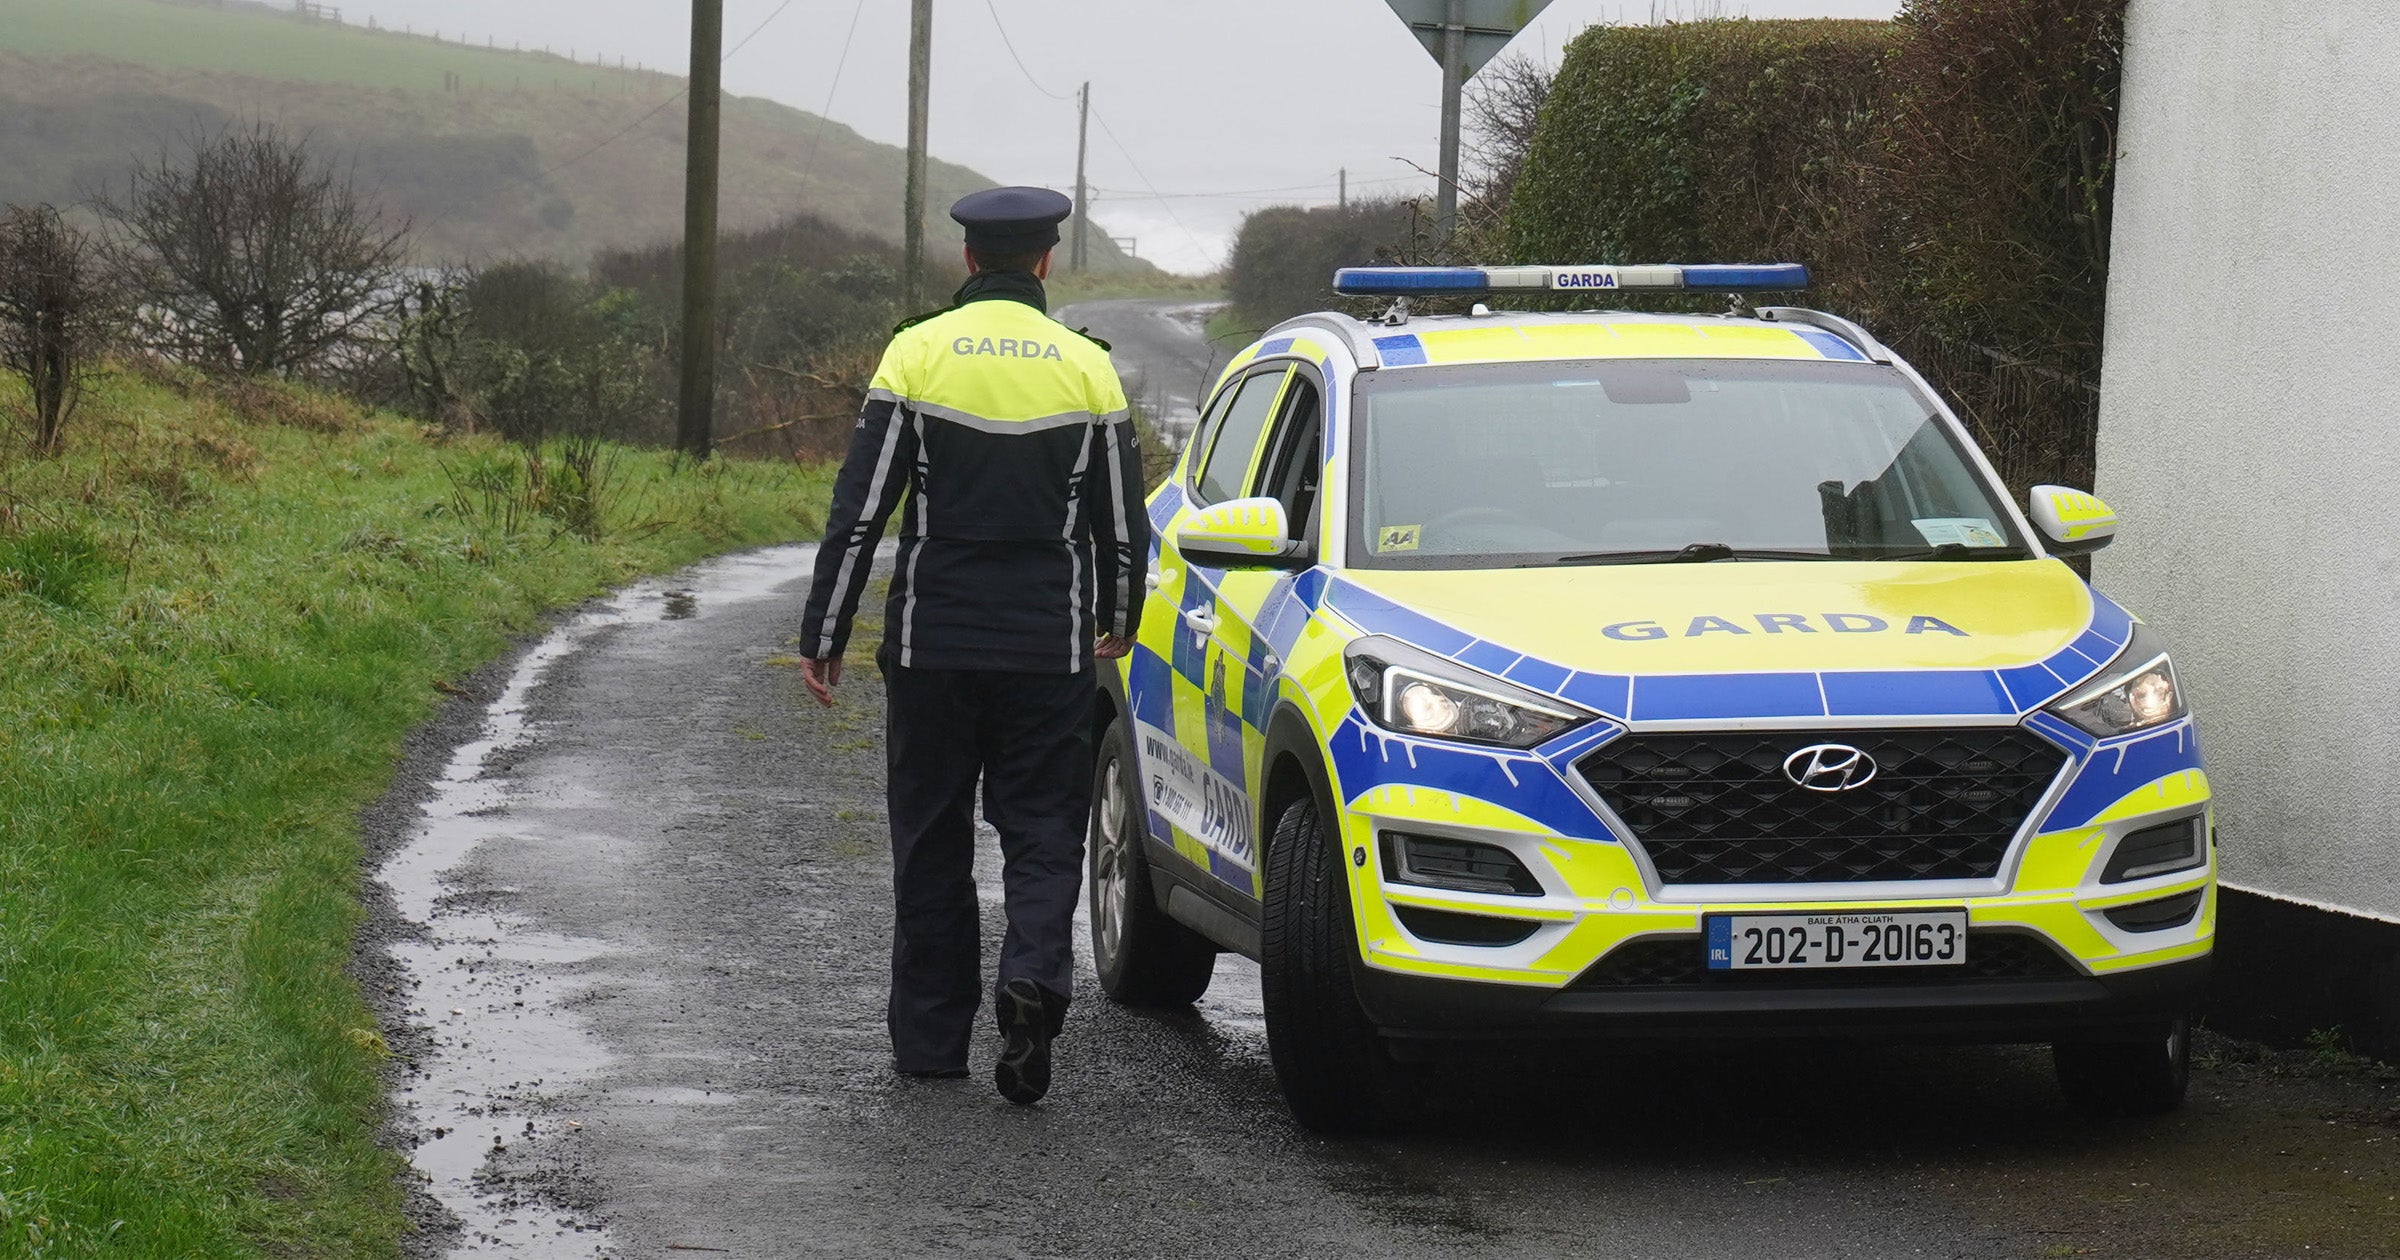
[725,0,799,60]
[536,0,801,182]
[1089,107,1211,268]
[983,0,1075,102]
[797,0,870,192]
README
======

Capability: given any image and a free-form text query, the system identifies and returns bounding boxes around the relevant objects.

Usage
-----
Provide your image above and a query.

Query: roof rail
[1261,312,1389,369]
[1754,307,1892,364]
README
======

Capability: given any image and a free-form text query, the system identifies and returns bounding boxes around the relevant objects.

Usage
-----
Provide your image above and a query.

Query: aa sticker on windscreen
[1378,524,1422,552]
[1912,517,2008,548]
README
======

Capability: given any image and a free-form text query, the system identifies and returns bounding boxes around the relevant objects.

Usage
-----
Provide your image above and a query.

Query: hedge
[1223,200,1422,332]
[1503,1,2128,492]
[1507,20,1894,286]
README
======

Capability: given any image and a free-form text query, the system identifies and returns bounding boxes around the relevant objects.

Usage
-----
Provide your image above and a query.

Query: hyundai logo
[1783,743,1878,792]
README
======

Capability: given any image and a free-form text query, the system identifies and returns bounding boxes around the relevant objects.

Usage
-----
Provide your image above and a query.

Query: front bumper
[1355,950,2211,1048]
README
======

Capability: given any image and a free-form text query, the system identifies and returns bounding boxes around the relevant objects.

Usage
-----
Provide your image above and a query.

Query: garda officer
[798,187,1147,1105]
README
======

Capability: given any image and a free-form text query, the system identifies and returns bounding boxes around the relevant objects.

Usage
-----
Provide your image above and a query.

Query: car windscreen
[1347,358,2028,570]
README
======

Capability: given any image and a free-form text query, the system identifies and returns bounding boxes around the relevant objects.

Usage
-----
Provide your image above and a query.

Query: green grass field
[0,0,1156,273]
[0,372,829,1256]
[6,0,663,95]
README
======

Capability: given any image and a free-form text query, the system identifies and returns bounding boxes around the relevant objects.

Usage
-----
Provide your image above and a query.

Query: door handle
[1146,567,1178,590]
[1181,607,1218,635]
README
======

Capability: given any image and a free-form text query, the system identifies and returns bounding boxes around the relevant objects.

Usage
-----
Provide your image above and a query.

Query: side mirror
[1176,497,1309,571]
[2029,485,2118,552]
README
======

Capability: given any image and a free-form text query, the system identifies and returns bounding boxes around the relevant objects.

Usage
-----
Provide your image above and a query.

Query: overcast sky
[341,0,1899,273]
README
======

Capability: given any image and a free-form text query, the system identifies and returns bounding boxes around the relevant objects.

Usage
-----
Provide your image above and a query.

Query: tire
[1261,792,1392,1134]
[1089,717,1218,1008]
[2054,1018,2192,1116]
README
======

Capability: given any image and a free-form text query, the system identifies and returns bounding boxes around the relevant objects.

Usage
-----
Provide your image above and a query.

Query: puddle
[375,545,813,1256]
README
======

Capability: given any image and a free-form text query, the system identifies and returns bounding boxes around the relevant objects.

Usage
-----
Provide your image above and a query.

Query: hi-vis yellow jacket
[801,273,1147,674]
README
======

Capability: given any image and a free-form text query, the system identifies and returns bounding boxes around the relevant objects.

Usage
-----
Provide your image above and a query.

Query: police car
[1087,264,2211,1133]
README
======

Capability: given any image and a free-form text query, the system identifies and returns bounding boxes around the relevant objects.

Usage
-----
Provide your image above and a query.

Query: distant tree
[101,123,409,377]
[1225,200,1420,330]
[0,204,115,452]
[452,262,649,446]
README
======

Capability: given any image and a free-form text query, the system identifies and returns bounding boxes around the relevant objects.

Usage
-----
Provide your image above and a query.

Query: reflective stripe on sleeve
[1100,421,1136,637]
[813,408,907,659]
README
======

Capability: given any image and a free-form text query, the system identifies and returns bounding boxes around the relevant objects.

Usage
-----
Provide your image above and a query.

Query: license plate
[1706,910,1968,971]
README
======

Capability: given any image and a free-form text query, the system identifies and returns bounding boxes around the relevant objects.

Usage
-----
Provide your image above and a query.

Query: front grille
[1573,932,2082,989]
[1578,729,2066,885]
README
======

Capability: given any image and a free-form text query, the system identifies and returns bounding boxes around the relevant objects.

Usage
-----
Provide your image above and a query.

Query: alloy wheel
[1093,756,1132,965]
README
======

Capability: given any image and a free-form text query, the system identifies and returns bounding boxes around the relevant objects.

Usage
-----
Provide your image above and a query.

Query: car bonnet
[1324,560,2128,725]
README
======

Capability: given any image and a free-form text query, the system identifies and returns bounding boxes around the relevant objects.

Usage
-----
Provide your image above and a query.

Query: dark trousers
[880,661,1095,1072]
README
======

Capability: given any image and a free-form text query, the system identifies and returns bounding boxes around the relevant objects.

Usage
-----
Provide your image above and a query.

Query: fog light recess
[1381,831,1543,896]
[2102,817,2206,883]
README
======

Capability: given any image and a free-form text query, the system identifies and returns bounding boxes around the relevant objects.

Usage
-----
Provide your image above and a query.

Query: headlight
[2049,624,2186,738]
[1344,638,1590,748]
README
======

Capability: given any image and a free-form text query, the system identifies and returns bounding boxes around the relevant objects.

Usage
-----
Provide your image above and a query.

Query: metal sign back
[1383,0,1555,76]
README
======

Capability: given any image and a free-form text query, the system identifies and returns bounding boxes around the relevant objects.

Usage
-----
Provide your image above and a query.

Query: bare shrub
[717,342,879,462]
[1463,54,1556,235]
[393,274,472,431]
[0,205,116,452]
[101,123,408,377]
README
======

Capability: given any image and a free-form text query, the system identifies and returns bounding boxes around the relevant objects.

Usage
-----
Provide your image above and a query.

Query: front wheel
[1261,792,1392,1134]
[1089,717,1218,1008]
[2054,1018,2191,1116]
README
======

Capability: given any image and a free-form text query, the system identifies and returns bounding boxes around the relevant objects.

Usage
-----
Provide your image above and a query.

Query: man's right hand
[803,657,842,707]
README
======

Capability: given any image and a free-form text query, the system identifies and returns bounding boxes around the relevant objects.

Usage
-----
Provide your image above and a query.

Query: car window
[1193,367,1289,505]
[1349,358,2025,569]
[1253,374,1323,548]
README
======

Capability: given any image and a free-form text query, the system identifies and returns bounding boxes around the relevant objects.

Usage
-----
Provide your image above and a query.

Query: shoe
[899,1066,967,1080]
[994,978,1055,1105]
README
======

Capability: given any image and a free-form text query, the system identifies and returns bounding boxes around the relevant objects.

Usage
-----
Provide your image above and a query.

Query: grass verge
[1047,271,1224,306]
[1203,306,1272,348]
[0,366,827,1257]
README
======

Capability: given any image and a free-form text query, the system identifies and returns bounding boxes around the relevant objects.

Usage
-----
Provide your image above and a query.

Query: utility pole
[903,0,934,309]
[1436,0,1466,242]
[677,0,722,460]
[1339,167,1348,210]
[1072,82,1092,272]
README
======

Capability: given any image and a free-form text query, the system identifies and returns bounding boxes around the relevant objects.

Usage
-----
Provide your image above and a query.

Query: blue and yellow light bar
[1332,263,1810,296]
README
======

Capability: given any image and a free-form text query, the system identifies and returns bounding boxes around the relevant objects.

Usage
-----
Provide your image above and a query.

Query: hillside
[0,0,1153,271]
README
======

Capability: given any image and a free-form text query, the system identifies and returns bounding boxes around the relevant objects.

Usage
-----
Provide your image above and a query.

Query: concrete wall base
[2206,889,2400,1061]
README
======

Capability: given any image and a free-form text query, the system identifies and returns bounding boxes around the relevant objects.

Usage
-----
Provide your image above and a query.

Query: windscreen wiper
[1875,543,2035,561]
[1551,543,1841,565]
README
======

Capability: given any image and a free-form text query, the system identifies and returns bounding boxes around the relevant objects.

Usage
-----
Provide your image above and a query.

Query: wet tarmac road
[365,546,2400,1259]
[1054,298,1231,445]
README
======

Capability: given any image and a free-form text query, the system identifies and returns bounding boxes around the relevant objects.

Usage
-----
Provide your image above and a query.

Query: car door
[1200,368,1324,903]
[1129,362,1293,899]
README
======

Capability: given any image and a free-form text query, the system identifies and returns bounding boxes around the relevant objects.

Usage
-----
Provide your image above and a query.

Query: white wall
[2097,0,2400,921]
